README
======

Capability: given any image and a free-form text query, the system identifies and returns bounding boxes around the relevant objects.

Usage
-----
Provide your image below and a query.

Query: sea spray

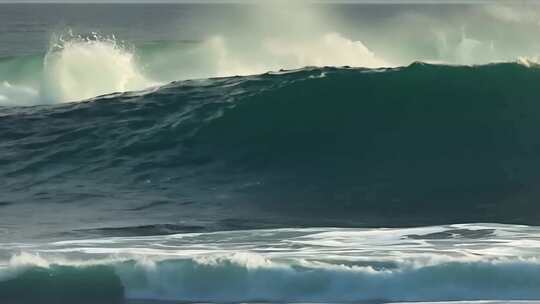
[42,32,156,103]
[0,28,389,106]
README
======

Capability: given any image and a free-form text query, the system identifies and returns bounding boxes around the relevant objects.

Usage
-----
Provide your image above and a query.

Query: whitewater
[3,224,540,303]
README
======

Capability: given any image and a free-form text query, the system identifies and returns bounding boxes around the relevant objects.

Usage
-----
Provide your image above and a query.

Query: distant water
[3,3,540,304]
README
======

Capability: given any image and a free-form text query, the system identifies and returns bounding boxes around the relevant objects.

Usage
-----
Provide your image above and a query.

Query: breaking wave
[0,30,392,106]
[4,63,540,236]
[2,224,540,303]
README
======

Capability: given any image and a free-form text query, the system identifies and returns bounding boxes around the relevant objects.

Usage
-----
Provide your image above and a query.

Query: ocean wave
[3,257,540,304]
[2,63,540,239]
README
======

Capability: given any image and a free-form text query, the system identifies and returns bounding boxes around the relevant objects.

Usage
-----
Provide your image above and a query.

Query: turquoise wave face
[6,259,540,304]
[2,63,540,242]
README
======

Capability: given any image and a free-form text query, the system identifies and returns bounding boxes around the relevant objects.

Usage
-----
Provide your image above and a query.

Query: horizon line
[0,0,528,4]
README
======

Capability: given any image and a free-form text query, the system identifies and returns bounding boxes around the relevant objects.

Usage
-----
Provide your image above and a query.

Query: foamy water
[2,224,540,302]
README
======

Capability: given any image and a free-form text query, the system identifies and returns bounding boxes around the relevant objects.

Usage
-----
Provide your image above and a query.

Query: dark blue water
[3,62,540,243]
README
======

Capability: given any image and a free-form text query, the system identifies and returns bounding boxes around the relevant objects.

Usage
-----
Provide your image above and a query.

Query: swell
[3,63,540,237]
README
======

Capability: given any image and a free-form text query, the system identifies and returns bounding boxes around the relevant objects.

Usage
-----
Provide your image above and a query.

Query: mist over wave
[0,30,390,106]
[42,33,154,103]
[2,2,540,106]
[0,29,536,107]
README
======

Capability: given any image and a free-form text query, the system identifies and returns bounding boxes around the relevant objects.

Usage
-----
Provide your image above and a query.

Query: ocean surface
[2,2,540,304]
